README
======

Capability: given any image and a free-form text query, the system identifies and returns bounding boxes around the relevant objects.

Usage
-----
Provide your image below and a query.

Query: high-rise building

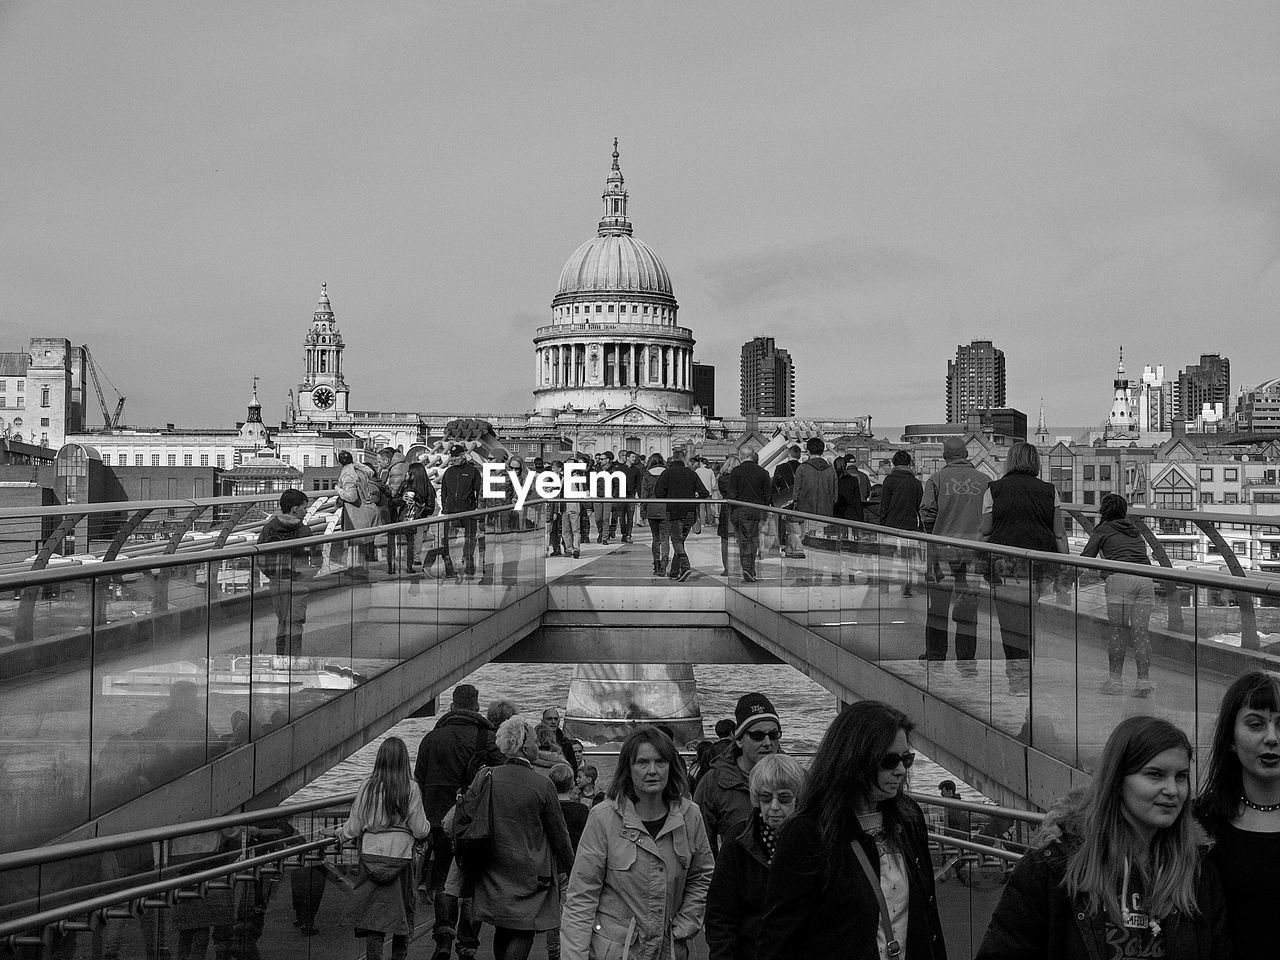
[946,340,1006,422]
[1235,379,1280,434]
[739,337,795,417]
[1178,354,1230,421]
[692,362,715,417]
[1138,364,1175,432]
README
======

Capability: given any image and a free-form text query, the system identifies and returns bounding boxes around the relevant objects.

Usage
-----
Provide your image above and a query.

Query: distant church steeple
[1107,346,1137,434]
[597,139,633,237]
[1034,398,1051,445]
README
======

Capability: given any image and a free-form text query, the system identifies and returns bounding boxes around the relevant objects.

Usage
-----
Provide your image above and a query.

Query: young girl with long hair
[1196,671,1280,959]
[977,716,1228,959]
[758,701,945,960]
[330,737,430,960]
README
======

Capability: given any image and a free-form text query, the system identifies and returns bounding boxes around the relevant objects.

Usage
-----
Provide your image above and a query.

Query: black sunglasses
[744,728,782,743]
[879,751,916,771]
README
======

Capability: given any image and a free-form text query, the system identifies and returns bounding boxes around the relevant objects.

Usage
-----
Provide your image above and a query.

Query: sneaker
[742,571,757,582]
[572,549,580,559]
[1133,678,1156,698]
[677,567,693,582]
[1099,677,1124,696]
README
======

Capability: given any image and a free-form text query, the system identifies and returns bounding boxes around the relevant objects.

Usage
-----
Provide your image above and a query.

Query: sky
[2,1,1279,436]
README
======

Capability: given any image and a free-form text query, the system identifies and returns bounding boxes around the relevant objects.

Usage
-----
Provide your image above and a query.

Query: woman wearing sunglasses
[976,715,1228,960]
[758,701,945,960]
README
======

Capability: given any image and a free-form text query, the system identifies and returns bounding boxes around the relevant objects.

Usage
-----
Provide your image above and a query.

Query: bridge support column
[564,663,704,745]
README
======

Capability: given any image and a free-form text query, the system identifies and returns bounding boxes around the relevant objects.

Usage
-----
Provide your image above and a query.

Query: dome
[556,234,673,298]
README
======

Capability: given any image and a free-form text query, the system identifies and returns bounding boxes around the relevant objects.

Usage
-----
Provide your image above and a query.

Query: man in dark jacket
[414,683,501,959]
[881,449,925,597]
[769,445,802,554]
[693,692,782,857]
[788,437,838,559]
[920,437,989,665]
[620,451,646,544]
[653,456,709,581]
[727,450,771,582]
[256,489,313,657]
[439,444,483,577]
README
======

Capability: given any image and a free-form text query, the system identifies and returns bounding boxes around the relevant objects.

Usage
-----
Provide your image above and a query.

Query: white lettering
[534,471,562,501]
[590,469,626,499]
[481,463,507,501]
[563,462,589,498]
[510,469,538,511]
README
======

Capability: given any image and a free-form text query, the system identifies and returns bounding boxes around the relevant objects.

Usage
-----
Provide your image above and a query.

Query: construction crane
[84,347,126,430]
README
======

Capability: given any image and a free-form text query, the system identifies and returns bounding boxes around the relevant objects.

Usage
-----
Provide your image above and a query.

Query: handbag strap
[850,839,902,959]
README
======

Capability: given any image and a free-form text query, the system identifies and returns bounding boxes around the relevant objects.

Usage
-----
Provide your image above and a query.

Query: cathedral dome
[556,234,672,297]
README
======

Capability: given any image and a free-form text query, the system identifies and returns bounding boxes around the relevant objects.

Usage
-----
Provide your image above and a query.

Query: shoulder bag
[453,767,495,876]
[850,839,901,958]
[359,825,416,885]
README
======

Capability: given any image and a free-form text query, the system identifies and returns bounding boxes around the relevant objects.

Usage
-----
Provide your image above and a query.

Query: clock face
[312,386,335,410]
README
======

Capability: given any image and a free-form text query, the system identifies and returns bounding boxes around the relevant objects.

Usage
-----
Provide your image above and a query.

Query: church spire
[1037,398,1047,434]
[597,138,633,237]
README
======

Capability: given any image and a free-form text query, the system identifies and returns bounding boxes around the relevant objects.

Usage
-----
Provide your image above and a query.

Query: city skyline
[3,2,1279,433]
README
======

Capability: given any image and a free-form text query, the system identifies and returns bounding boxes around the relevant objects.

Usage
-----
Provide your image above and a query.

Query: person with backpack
[336,450,381,568]
[328,737,431,960]
[640,453,669,576]
[414,685,503,960]
[256,488,314,657]
[770,445,802,557]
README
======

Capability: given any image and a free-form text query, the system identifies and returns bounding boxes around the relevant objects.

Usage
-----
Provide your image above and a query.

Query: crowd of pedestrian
[321,670,1278,960]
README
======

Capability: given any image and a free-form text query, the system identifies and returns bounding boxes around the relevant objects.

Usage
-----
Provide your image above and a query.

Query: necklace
[1241,795,1280,813]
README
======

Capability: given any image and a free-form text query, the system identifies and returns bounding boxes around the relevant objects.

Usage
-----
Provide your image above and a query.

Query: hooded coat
[791,456,837,517]
[1080,519,1151,566]
[640,466,667,522]
[974,790,1230,960]
[691,753,753,857]
[412,709,501,822]
[705,811,773,960]
[880,464,924,531]
[561,795,714,960]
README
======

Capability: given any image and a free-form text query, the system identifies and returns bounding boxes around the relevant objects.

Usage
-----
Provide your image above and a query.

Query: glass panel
[986,551,1032,738]
[1029,557,1077,767]
[0,574,94,849]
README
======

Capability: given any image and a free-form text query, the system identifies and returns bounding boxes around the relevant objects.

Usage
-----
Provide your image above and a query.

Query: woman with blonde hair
[330,737,430,960]
[977,716,1228,959]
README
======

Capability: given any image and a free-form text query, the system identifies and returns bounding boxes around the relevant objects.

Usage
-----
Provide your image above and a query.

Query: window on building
[135,455,143,466]
[607,304,614,313]
[1083,464,1094,480]
[217,455,226,468]
[1083,491,1095,505]
[596,304,602,313]
[0,380,5,390]
[101,454,110,465]
[282,455,290,464]
[1200,468,1214,481]
[40,433,48,446]
[151,455,160,466]
[39,418,49,427]
[140,478,151,499]
[320,454,328,467]
[1201,492,1215,504]
[1099,465,1112,482]
[40,386,49,407]
[17,381,22,391]
[200,455,209,466]
[1224,492,1239,504]
[167,455,176,466]
[303,455,310,467]
[0,398,5,408]
[181,455,190,466]
[1224,468,1238,481]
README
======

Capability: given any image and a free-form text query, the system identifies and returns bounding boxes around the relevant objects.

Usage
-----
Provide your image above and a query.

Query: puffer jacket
[562,795,715,960]
[975,789,1230,960]
[691,753,753,857]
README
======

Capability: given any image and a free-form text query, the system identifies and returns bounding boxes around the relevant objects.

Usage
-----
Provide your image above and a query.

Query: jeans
[648,518,669,568]
[266,577,307,657]
[593,502,613,540]
[666,517,690,569]
[365,932,409,960]
[492,928,535,960]
[1104,573,1155,679]
[924,550,978,661]
[559,510,580,552]
[442,517,478,573]
[732,512,761,578]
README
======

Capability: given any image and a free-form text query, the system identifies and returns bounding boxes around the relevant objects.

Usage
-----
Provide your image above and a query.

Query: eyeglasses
[879,751,916,771]
[744,728,782,743]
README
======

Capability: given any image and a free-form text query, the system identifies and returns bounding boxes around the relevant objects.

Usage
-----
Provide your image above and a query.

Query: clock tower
[296,282,350,421]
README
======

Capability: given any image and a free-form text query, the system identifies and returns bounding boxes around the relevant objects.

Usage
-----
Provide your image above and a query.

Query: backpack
[357,468,384,507]
[453,768,495,876]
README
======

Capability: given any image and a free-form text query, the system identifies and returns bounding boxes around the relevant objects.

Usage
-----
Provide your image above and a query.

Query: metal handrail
[0,792,356,872]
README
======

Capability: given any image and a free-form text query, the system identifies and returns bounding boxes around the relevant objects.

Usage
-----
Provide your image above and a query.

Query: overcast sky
[3,1,1278,435]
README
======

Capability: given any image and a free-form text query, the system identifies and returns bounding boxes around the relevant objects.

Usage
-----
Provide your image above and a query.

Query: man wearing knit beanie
[693,692,783,856]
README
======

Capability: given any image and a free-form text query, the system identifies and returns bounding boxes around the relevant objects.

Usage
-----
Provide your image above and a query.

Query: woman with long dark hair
[979,441,1068,694]
[758,701,945,960]
[561,727,714,960]
[640,453,669,577]
[977,716,1227,959]
[399,459,435,573]
[1196,671,1280,958]
[1080,493,1156,696]
[330,737,430,960]
[715,455,741,576]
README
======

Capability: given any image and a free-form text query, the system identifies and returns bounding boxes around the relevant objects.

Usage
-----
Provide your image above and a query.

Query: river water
[290,662,986,804]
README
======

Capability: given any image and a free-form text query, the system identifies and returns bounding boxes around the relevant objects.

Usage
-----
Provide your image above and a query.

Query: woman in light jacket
[562,727,715,960]
[329,737,430,960]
